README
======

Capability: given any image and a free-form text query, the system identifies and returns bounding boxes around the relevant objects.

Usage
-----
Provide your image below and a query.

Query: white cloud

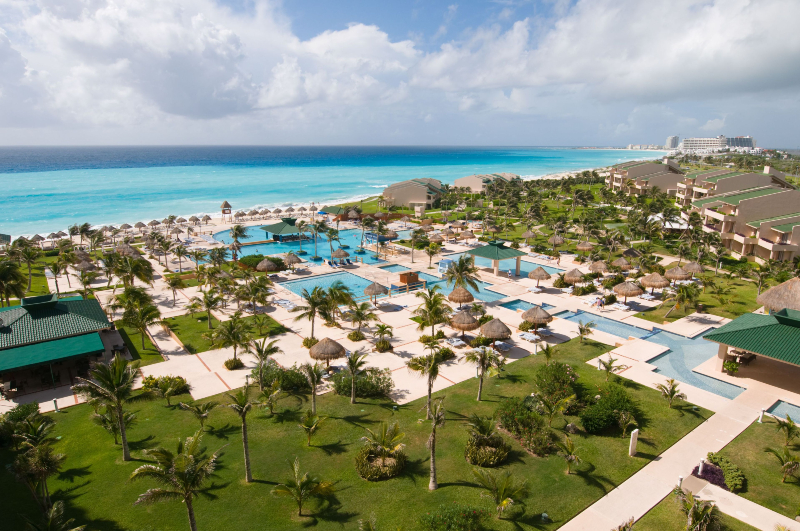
[700,116,726,132]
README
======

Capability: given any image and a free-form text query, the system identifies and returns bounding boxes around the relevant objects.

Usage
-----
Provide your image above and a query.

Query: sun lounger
[561,287,573,294]
[537,328,553,336]
[345,258,355,266]
[519,332,540,342]
[446,337,468,348]
[527,286,542,293]
[494,341,511,352]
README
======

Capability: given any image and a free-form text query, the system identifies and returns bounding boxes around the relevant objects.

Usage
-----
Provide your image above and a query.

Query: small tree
[654,378,686,409]
[598,356,620,381]
[538,393,575,428]
[300,363,325,415]
[471,468,529,518]
[226,388,257,482]
[672,486,718,529]
[271,457,334,516]
[345,349,369,404]
[178,401,218,431]
[463,346,502,401]
[555,435,582,474]
[577,320,595,343]
[426,397,446,491]
[299,410,325,446]
[775,415,800,447]
[764,447,800,483]
[361,422,405,466]
[259,380,282,416]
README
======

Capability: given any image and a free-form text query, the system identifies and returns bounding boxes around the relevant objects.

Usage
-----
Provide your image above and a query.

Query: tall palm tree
[325,227,340,257]
[426,397,446,491]
[17,246,42,292]
[577,320,595,343]
[345,349,369,404]
[20,500,86,531]
[348,302,377,337]
[78,270,99,300]
[249,338,282,391]
[471,468,529,518]
[0,260,26,306]
[130,430,223,531]
[271,457,334,516]
[663,283,700,318]
[673,487,718,529]
[188,249,207,272]
[463,346,502,401]
[412,285,452,337]
[45,263,61,297]
[72,354,152,461]
[114,256,155,288]
[229,225,249,261]
[299,363,325,415]
[409,228,425,263]
[206,313,251,360]
[13,444,65,514]
[172,245,189,273]
[122,303,163,350]
[444,254,481,294]
[406,345,445,420]
[178,401,218,431]
[310,221,328,259]
[296,220,307,254]
[226,387,256,482]
[774,415,800,446]
[424,243,441,269]
[165,276,186,306]
[291,287,326,340]
[191,289,223,329]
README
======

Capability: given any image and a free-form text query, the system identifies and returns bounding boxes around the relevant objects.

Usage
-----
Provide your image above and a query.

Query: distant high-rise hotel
[679,135,757,152]
[726,136,757,148]
[665,135,680,149]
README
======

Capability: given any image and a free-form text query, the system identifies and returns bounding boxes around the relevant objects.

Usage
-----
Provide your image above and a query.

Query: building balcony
[704,209,736,222]
[733,233,758,244]
[756,238,799,251]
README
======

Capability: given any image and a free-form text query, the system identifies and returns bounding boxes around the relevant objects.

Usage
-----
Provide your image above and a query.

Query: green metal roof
[684,169,727,180]
[466,240,527,261]
[704,310,800,366]
[772,221,800,234]
[701,171,745,183]
[259,218,301,236]
[614,161,650,170]
[746,213,800,229]
[693,188,782,208]
[319,206,346,215]
[0,297,111,350]
[0,332,105,372]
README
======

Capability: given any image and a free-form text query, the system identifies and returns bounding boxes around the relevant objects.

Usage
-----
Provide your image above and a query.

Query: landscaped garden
[165,312,287,354]
[0,338,713,530]
[636,491,758,530]
[116,320,164,366]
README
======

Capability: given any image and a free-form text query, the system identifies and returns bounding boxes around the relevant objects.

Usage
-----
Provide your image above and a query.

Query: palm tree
[229,225,249,261]
[72,354,152,461]
[310,221,328,259]
[444,254,481,293]
[345,349,369,404]
[409,228,425,263]
[775,415,800,446]
[407,344,446,420]
[172,245,189,273]
[130,430,223,531]
[20,500,86,531]
[159,240,172,268]
[426,397,446,491]
[539,343,556,366]
[325,227,340,257]
[295,220,308,254]
[764,447,800,483]
[259,380,283,416]
[673,487,719,529]
[122,303,163,350]
[300,363,325,415]
[188,249,207,272]
[471,468,529,518]
[17,246,41,292]
[206,313,251,360]
[45,263,61,297]
[539,393,576,427]
[0,260,26,306]
[298,409,325,446]
[92,405,136,445]
[555,435,582,474]
[424,243,441,268]
[13,445,65,514]
[77,270,99,300]
[178,401,218,431]
[165,276,186,306]
[599,356,620,381]
[226,387,256,482]
[663,283,700,318]
[577,320,595,343]
[249,338,282,391]
[271,457,334,516]
[654,378,686,408]
[348,302,377,337]
[292,286,326,340]
[360,421,405,466]
[412,285,452,337]
[463,346,502,401]
[191,289,223,329]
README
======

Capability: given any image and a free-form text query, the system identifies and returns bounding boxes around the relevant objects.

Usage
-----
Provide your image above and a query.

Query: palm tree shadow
[57,465,92,483]
[329,412,380,429]
[316,440,351,456]
[208,423,239,440]
[127,435,157,451]
[574,463,616,495]
[197,481,232,501]
[504,508,553,530]
[496,373,526,385]
[399,458,427,485]
[272,407,304,424]
[300,494,358,527]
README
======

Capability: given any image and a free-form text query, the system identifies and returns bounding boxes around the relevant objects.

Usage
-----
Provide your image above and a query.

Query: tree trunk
[477,369,484,401]
[426,380,432,420]
[428,431,438,491]
[141,330,146,350]
[27,264,32,291]
[311,389,317,415]
[186,496,199,531]
[350,375,356,404]
[242,418,252,482]
[207,310,213,329]
[119,404,132,461]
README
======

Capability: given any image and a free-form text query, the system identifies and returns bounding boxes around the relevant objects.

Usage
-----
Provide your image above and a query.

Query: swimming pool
[379,264,410,273]
[767,401,800,421]
[415,272,507,303]
[442,253,564,277]
[499,299,555,312]
[647,330,745,399]
[280,271,385,299]
[554,310,652,339]
[214,228,411,265]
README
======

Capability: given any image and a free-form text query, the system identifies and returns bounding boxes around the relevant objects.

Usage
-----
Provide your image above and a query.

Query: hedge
[707,452,746,492]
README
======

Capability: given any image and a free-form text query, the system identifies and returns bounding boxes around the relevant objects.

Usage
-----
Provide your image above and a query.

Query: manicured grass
[636,492,759,530]
[0,338,713,530]
[166,312,287,354]
[115,321,164,366]
[717,416,800,519]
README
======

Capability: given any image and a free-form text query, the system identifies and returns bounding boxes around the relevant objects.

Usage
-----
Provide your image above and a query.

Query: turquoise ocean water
[0,146,663,236]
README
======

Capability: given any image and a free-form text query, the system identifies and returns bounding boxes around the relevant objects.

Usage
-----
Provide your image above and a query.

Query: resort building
[675,166,792,207]
[382,178,443,208]
[665,135,680,149]
[0,295,120,399]
[454,173,522,193]
[0,233,10,251]
[678,135,757,153]
[260,217,304,242]
[605,157,684,195]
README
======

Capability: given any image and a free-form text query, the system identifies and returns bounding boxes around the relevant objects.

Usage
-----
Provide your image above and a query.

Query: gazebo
[309,337,346,368]
[260,218,302,242]
[466,240,527,277]
[528,266,551,286]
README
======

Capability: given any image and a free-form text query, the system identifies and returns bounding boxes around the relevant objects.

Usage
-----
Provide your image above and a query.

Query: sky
[0,0,799,147]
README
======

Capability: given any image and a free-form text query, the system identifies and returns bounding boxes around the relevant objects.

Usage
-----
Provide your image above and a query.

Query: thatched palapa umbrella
[528,267,551,287]
[75,260,96,272]
[521,305,553,331]
[202,215,212,224]
[331,248,350,260]
[298,206,307,213]
[611,257,631,271]
[256,258,280,272]
[665,265,691,283]
[170,227,183,239]
[429,233,444,244]
[364,282,388,304]
[521,230,536,244]
[309,337,346,368]
[47,233,59,240]
[563,268,585,285]
[247,210,259,217]
[188,216,199,225]
[622,248,642,259]
[448,286,474,308]
[176,217,187,224]
[589,261,608,274]
[613,281,643,303]
[683,261,704,277]
[134,222,146,232]
[401,216,410,227]
[450,310,479,339]
[640,272,670,294]
[74,248,91,261]
[459,230,475,242]
[148,220,160,228]
[284,253,302,269]
[421,225,434,233]
[757,277,800,312]
[348,210,359,219]
[420,218,432,226]
[272,208,283,214]
[480,318,512,350]
[547,234,565,250]
[120,223,132,231]
[285,207,295,214]
[374,212,385,219]
[576,241,594,255]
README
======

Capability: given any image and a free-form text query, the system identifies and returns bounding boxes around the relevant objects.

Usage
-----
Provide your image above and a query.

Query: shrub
[470,335,493,348]
[375,339,393,352]
[250,360,310,391]
[44,249,60,257]
[302,336,319,348]
[419,330,446,343]
[602,274,626,289]
[355,445,406,481]
[347,330,366,341]
[580,384,637,434]
[573,284,598,296]
[438,347,455,361]
[331,368,394,398]
[518,320,534,332]
[477,314,494,326]
[496,397,553,455]
[465,434,511,468]
[5,402,40,422]
[142,375,190,394]
[419,503,489,531]
[533,362,579,404]
[553,274,568,288]
[224,358,245,370]
[604,294,617,305]
[238,254,264,270]
[706,452,746,492]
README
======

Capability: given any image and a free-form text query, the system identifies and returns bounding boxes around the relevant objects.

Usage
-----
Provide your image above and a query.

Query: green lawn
[166,312,287,354]
[717,416,800,519]
[636,492,758,530]
[0,338,714,530]
[115,321,164,366]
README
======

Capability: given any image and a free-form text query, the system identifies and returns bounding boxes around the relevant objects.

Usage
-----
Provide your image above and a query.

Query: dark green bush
[470,335,493,348]
[496,397,553,455]
[580,383,637,434]
[553,274,568,288]
[707,452,746,492]
[573,284,598,296]
[347,330,366,341]
[44,249,60,257]
[419,503,489,531]
[438,347,455,361]
[302,336,319,348]
[477,314,494,326]
[331,368,393,398]
[518,320,534,332]
[224,358,245,370]
[251,360,310,391]
[602,274,626,289]
[533,362,579,404]
[142,375,190,394]
[465,434,511,467]
[375,339,393,352]
[355,445,406,481]
[238,254,264,270]
[5,402,40,422]
[604,294,617,305]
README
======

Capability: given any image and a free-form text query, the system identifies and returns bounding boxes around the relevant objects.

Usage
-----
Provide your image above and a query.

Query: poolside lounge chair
[494,341,512,352]
[345,258,355,266]
[537,328,553,337]
[527,286,542,294]
[561,287,573,294]
[446,337,468,348]
[519,332,540,342]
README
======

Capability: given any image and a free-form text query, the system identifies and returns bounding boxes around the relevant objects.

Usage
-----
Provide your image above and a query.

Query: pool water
[554,310,652,339]
[214,228,411,265]
[442,252,564,277]
[647,330,745,399]
[415,272,507,303]
[499,299,555,312]
[281,271,385,299]
[767,401,800,421]
[380,264,410,273]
